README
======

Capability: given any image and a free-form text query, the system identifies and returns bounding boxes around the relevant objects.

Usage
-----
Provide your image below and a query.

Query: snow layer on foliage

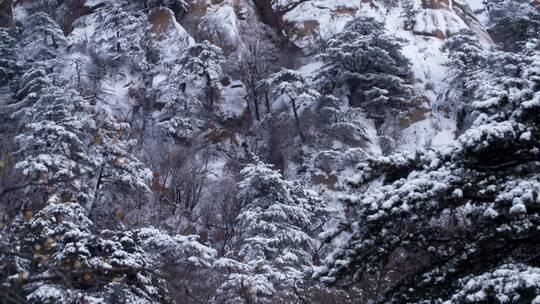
[27,286,66,303]
[136,227,216,267]
[282,0,494,152]
[67,14,97,45]
[445,264,540,303]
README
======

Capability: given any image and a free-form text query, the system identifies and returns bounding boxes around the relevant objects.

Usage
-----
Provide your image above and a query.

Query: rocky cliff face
[178,0,488,49]
[415,0,490,41]
[247,0,490,48]
[221,0,489,150]
[3,0,491,187]
[177,1,489,66]
[142,0,490,153]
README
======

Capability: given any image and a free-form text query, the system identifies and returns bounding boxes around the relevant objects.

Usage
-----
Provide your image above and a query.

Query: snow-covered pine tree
[400,0,418,31]
[0,28,19,86]
[484,0,540,51]
[132,227,218,303]
[8,11,64,116]
[13,73,151,218]
[217,160,327,303]
[315,94,370,149]
[18,12,66,62]
[152,49,206,143]
[0,200,217,303]
[10,62,58,125]
[316,44,540,303]
[237,40,277,121]
[90,0,147,64]
[175,40,225,111]
[6,0,152,227]
[0,201,171,303]
[153,40,224,143]
[442,30,487,132]
[92,114,152,194]
[316,17,413,128]
[88,111,152,225]
[14,88,98,209]
[442,30,486,95]
[262,68,320,141]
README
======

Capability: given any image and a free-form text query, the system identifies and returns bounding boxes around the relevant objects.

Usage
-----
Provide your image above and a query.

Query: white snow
[203,5,241,49]
[216,80,247,120]
[413,8,469,38]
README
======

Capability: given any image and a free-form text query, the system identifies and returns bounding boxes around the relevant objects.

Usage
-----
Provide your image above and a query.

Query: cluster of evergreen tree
[2,0,539,303]
[316,4,540,303]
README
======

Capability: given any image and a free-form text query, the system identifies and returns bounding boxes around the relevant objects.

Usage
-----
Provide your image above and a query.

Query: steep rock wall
[250,0,490,48]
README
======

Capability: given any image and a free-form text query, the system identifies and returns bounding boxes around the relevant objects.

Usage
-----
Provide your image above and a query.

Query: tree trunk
[252,92,261,121]
[291,98,304,141]
[116,31,121,53]
[205,73,215,111]
[264,90,271,113]
[88,164,104,214]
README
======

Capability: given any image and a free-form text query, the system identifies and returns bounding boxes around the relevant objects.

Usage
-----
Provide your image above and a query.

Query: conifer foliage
[316,17,413,125]
[316,41,540,303]
[217,160,327,303]
[2,0,540,303]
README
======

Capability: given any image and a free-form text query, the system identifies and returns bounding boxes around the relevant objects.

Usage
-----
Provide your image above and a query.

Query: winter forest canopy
[0,0,540,303]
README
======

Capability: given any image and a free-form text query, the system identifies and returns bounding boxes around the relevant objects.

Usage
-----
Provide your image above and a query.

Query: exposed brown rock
[253,0,286,30]
[332,6,359,15]
[205,128,236,144]
[254,0,489,47]
[149,7,176,37]
[286,19,319,38]
[400,96,431,129]
[190,0,210,16]
[421,0,449,9]
[311,174,338,190]
[233,0,243,16]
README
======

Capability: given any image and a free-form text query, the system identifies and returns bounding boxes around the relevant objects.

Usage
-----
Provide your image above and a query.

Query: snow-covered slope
[254,0,489,47]
[271,0,488,152]
[192,0,489,153]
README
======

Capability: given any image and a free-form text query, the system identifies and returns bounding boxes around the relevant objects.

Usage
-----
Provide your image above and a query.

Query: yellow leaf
[44,238,55,251]
[40,255,49,266]
[115,210,126,221]
[74,260,82,269]
[83,273,93,283]
[23,211,33,221]
[94,134,103,145]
